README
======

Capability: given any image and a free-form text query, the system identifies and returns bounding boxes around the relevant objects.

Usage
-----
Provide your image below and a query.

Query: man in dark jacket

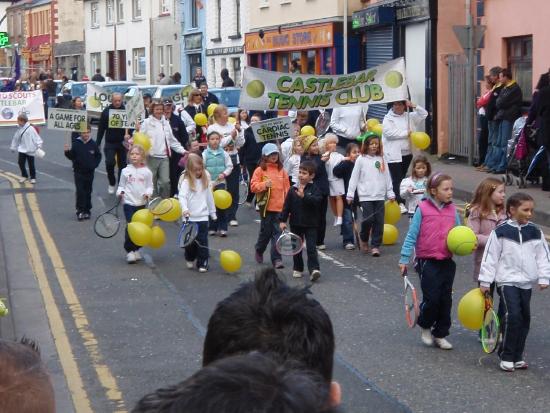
[199,82,219,107]
[96,93,130,193]
[91,69,105,82]
[220,68,235,87]
[163,99,189,196]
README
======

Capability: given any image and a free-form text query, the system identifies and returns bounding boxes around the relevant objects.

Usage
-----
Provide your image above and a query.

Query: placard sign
[251,116,293,143]
[108,109,136,129]
[47,108,87,131]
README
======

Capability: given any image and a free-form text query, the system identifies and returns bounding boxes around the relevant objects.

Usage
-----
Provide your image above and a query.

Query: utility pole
[343,0,348,74]
[465,0,475,166]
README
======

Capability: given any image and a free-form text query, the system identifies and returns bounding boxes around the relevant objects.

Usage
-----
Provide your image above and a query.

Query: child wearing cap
[250,143,290,269]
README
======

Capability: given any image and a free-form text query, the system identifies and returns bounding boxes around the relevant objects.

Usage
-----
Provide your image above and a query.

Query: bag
[35,148,46,159]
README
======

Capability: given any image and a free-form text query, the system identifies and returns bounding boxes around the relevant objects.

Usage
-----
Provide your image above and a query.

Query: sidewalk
[430,156,550,228]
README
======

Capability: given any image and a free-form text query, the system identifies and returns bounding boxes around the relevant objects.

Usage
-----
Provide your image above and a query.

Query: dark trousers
[360,200,384,248]
[104,144,127,186]
[184,221,209,269]
[317,195,328,246]
[18,152,36,179]
[169,153,182,197]
[245,163,257,203]
[255,211,282,263]
[388,154,413,205]
[290,225,319,274]
[416,258,456,338]
[497,285,531,363]
[74,170,94,214]
[209,182,228,232]
[478,115,489,165]
[123,204,144,252]
[225,165,240,221]
[341,205,355,246]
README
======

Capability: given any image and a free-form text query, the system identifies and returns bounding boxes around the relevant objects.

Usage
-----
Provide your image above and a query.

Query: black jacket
[485,84,503,121]
[167,114,189,149]
[280,182,323,228]
[203,92,219,107]
[333,159,359,206]
[96,103,128,147]
[64,138,102,172]
[222,78,235,87]
[495,82,523,122]
[300,154,329,195]
[240,127,262,166]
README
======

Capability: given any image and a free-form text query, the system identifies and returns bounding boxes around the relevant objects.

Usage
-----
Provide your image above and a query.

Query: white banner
[0,91,45,126]
[47,108,87,132]
[108,109,136,129]
[251,116,293,143]
[125,89,144,124]
[239,57,408,111]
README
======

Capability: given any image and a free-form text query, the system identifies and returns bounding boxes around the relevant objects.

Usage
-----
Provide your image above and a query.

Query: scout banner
[239,57,408,111]
[251,117,293,143]
[0,90,45,126]
[47,108,87,132]
[108,109,136,129]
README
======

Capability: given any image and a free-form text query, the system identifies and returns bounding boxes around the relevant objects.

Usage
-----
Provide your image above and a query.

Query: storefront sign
[245,23,333,53]
[240,57,407,111]
[396,0,430,22]
[47,108,87,131]
[251,116,293,143]
[206,46,244,56]
[108,109,136,129]
[352,7,395,29]
[184,33,203,50]
[0,90,45,126]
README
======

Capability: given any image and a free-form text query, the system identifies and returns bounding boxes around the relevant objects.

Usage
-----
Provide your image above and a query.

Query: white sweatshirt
[329,105,369,140]
[116,164,154,206]
[346,154,394,201]
[280,138,293,162]
[399,176,427,214]
[140,115,186,158]
[179,110,196,135]
[178,174,217,222]
[284,153,301,184]
[11,122,43,155]
[381,106,428,163]
[208,122,245,151]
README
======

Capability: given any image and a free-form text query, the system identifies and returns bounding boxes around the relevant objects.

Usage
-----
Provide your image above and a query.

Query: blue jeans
[483,120,499,167]
[48,96,57,108]
[494,120,514,171]
[184,221,209,269]
[341,206,355,246]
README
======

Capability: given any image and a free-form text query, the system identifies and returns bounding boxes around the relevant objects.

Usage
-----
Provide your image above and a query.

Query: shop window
[321,48,333,74]
[507,36,532,101]
[90,52,101,75]
[307,50,316,74]
[290,52,301,73]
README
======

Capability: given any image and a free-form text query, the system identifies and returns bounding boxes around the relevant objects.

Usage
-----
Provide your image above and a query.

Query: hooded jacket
[382,105,428,163]
[495,81,523,122]
[11,122,43,155]
[140,115,186,158]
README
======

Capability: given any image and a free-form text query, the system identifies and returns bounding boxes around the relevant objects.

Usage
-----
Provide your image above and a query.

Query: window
[235,0,241,36]
[259,0,269,8]
[213,0,221,39]
[160,0,170,14]
[191,0,198,28]
[158,46,164,75]
[132,0,141,19]
[106,0,114,24]
[167,45,173,75]
[507,36,533,101]
[90,52,101,75]
[91,2,99,27]
[133,48,146,77]
[116,0,124,22]
[232,57,241,86]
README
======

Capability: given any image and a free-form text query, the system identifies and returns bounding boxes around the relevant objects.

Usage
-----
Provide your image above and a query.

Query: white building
[205,0,248,87]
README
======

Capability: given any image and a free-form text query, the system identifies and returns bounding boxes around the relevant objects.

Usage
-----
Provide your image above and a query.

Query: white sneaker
[344,243,356,250]
[134,250,143,261]
[399,203,408,214]
[186,261,194,269]
[30,178,36,184]
[208,230,216,235]
[19,177,27,183]
[292,270,303,278]
[420,328,434,346]
[126,251,137,264]
[434,337,453,350]
[255,204,260,211]
[316,244,326,250]
[514,361,528,370]
[500,360,515,372]
[245,202,253,207]
[108,185,116,194]
[229,220,239,226]
[310,270,321,282]
[333,216,342,226]
[198,267,208,273]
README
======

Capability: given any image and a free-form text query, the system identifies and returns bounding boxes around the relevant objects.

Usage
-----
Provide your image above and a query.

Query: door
[189,54,202,83]
[107,51,115,79]
[365,25,394,120]
[405,22,427,130]
[118,50,126,81]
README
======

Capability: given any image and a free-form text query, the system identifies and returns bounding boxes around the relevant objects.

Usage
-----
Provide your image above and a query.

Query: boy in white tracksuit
[11,114,43,183]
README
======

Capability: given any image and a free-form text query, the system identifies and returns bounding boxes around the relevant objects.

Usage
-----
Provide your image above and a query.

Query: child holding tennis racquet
[116,145,154,264]
[399,173,461,350]
[478,192,550,372]
[399,155,431,222]
[279,160,323,281]
[251,143,290,269]
[178,153,217,273]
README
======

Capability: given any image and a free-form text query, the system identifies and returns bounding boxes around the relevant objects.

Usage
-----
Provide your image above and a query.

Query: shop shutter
[365,26,394,121]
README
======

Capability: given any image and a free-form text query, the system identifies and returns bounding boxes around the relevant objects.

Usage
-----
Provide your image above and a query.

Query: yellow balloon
[128,222,152,246]
[132,208,154,227]
[410,131,431,150]
[458,288,485,330]
[148,226,166,249]
[300,125,315,136]
[159,198,182,222]
[207,103,218,117]
[384,200,401,225]
[382,224,399,245]
[220,250,242,273]
[447,225,477,256]
[194,113,208,127]
[213,189,232,210]
[228,116,237,124]
[133,132,152,152]
[372,124,383,137]
[366,118,380,130]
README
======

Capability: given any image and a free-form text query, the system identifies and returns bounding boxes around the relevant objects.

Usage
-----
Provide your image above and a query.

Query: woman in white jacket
[382,100,428,213]
[10,113,43,184]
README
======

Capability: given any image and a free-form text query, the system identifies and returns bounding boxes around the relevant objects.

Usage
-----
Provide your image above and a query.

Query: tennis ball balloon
[214,189,232,210]
[457,288,485,330]
[366,118,380,130]
[384,70,404,89]
[132,132,152,152]
[220,250,242,273]
[371,124,383,137]
[447,226,477,256]
[181,85,193,98]
[0,300,8,317]
[228,116,237,124]
[300,125,316,136]
[410,131,431,150]
[128,222,152,246]
[148,226,166,249]
[88,96,101,108]
[384,201,401,225]
[207,103,218,117]
[246,80,265,98]
[132,209,154,227]
[382,224,399,245]
[159,198,182,222]
[194,113,208,127]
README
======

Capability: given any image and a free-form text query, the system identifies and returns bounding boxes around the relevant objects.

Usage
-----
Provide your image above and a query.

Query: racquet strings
[149,197,173,215]
[94,213,120,238]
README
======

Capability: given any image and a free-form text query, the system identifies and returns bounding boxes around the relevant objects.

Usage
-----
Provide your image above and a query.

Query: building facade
[54,0,85,78]
[0,2,10,70]
[180,0,206,85]
[151,0,181,82]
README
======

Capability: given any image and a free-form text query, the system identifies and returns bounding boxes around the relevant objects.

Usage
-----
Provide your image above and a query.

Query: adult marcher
[475,75,495,168]
[184,88,206,141]
[163,99,189,196]
[240,113,263,205]
[220,68,235,87]
[138,100,187,198]
[193,67,207,88]
[382,100,428,212]
[10,113,43,184]
[91,69,105,82]
[96,92,131,194]
[329,104,369,147]
[200,82,219,107]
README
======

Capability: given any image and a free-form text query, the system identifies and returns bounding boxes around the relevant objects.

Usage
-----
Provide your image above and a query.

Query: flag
[14,49,20,81]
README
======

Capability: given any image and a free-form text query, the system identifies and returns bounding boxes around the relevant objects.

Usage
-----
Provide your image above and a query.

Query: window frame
[132,0,142,20]
[90,52,101,76]
[158,46,165,75]
[116,0,124,23]
[133,47,147,78]
[160,0,170,15]
[91,2,99,27]
[191,0,198,28]
[235,0,241,36]
[106,0,114,24]
[506,35,533,102]
[167,45,173,76]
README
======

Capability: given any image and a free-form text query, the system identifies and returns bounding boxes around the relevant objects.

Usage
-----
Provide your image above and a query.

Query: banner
[86,83,111,114]
[251,117,293,143]
[239,57,408,111]
[47,108,87,132]
[108,109,136,129]
[125,89,144,124]
[0,90,45,126]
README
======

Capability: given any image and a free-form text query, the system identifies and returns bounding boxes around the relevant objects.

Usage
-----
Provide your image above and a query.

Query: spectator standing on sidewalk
[480,67,503,172]
[220,68,235,87]
[475,75,495,168]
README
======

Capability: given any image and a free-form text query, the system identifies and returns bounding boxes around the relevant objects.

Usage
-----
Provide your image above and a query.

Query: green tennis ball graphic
[384,70,404,89]
[246,80,265,98]
[88,96,101,108]
[181,85,193,97]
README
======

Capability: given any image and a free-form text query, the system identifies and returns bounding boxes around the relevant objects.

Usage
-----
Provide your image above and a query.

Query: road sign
[453,25,486,51]
[0,32,10,48]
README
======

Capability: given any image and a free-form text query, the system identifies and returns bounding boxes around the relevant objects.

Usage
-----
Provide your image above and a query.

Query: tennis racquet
[315,110,331,138]
[480,291,500,354]
[177,218,199,248]
[148,197,173,216]
[403,268,420,328]
[238,174,249,205]
[275,229,304,256]
[94,198,121,238]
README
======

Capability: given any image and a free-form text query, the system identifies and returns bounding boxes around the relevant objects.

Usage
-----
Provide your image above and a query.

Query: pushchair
[504,117,538,188]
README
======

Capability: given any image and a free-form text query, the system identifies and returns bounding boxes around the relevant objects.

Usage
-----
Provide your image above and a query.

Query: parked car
[209,87,241,114]
[87,81,137,120]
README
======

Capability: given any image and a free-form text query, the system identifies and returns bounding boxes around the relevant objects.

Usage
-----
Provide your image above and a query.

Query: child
[346,134,395,256]
[399,173,461,350]
[283,137,304,185]
[116,145,154,264]
[222,138,241,227]
[301,135,330,250]
[399,155,431,221]
[281,123,301,162]
[207,105,244,149]
[479,193,550,372]
[64,124,102,220]
[202,131,233,237]
[324,133,345,226]
[279,161,323,282]
[240,113,263,206]
[178,153,217,273]
[333,142,360,250]
[251,143,290,269]
[10,113,43,184]
[467,177,506,283]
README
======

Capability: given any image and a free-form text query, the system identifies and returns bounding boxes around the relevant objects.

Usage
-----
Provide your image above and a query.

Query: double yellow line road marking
[0,171,126,413]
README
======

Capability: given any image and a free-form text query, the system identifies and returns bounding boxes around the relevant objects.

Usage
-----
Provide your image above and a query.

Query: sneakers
[229,220,239,226]
[82,212,91,220]
[310,270,321,282]
[344,243,355,250]
[186,261,194,269]
[126,251,137,264]
[219,230,227,237]
[420,328,434,346]
[30,178,36,184]
[19,177,28,183]
[514,361,528,370]
[208,230,216,235]
[500,361,515,372]
[77,212,85,221]
[333,216,342,226]
[274,260,284,269]
[399,203,408,214]
[292,270,303,278]
[371,248,380,257]
[134,250,143,261]
[108,185,116,194]
[255,251,263,264]
[434,337,453,350]
[316,244,326,250]
[198,267,208,273]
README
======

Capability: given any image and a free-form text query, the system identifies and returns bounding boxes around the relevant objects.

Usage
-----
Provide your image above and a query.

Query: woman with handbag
[10,113,44,184]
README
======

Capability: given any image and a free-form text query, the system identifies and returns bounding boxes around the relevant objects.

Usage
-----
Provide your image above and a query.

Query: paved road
[1,127,550,413]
